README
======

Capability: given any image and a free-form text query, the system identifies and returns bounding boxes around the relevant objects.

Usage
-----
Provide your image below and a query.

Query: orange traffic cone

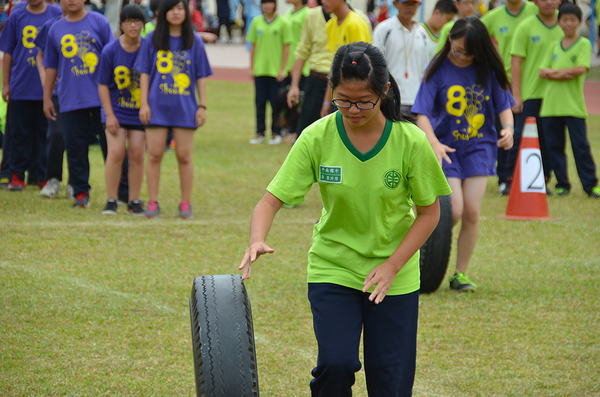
[499,117,557,221]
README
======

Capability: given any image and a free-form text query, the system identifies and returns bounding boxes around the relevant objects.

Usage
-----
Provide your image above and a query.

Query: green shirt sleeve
[510,22,528,58]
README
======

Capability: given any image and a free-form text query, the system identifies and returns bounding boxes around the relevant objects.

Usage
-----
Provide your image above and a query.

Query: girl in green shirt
[239,42,451,396]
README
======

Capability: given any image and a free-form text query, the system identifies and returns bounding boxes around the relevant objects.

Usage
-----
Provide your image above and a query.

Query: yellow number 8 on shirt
[446,85,467,117]
[114,66,131,90]
[22,25,38,49]
[156,50,173,74]
[61,34,79,58]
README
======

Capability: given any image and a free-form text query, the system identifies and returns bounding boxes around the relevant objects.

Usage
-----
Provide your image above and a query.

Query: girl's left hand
[196,107,206,127]
[363,262,399,304]
[498,127,513,150]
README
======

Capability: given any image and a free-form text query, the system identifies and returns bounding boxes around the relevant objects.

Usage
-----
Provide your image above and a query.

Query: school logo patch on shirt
[383,169,402,189]
[499,25,509,35]
[530,35,541,44]
[319,165,342,184]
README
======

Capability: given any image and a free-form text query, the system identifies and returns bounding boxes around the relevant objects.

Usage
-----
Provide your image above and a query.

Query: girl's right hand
[139,104,151,125]
[43,98,56,121]
[105,114,120,136]
[238,242,275,280]
[431,140,455,166]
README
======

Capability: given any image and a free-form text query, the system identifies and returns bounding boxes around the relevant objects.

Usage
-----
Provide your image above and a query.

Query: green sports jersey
[511,15,564,100]
[540,37,591,118]
[247,15,293,77]
[284,6,310,76]
[141,21,156,38]
[481,1,538,78]
[435,20,454,53]
[267,112,452,295]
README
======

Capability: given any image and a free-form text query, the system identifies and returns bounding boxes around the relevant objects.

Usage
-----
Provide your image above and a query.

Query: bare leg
[145,127,168,203]
[127,129,146,202]
[105,127,127,200]
[448,176,488,274]
[172,128,195,203]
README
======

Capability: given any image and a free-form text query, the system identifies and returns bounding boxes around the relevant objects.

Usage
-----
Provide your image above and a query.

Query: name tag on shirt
[319,165,342,184]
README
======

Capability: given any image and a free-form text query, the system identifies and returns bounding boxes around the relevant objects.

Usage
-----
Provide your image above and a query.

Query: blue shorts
[443,143,496,180]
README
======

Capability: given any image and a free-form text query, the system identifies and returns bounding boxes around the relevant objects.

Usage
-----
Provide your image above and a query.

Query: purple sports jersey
[34,15,63,95]
[412,58,515,179]
[97,38,144,125]
[0,4,62,100]
[43,11,113,112]
[133,31,213,129]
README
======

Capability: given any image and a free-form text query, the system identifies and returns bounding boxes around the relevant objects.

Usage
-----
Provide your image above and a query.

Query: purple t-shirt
[43,11,113,112]
[133,31,213,129]
[412,58,515,178]
[0,4,62,100]
[97,38,144,125]
[34,15,63,96]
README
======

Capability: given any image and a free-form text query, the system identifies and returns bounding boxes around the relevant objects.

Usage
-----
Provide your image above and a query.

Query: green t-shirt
[540,37,591,118]
[435,20,454,53]
[267,112,452,295]
[141,21,156,38]
[247,15,293,77]
[481,1,538,78]
[284,6,310,76]
[511,15,564,101]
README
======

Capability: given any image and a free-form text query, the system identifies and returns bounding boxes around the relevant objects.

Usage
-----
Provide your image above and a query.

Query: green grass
[1,79,599,396]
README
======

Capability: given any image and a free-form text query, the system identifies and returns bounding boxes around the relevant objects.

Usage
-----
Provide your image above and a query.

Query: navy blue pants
[297,74,328,136]
[1,104,12,180]
[542,117,598,193]
[61,107,102,195]
[308,283,419,397]
[45,96,66,182]
[8,100,47,182]
[504,99,553,183]
[254,76,282,136]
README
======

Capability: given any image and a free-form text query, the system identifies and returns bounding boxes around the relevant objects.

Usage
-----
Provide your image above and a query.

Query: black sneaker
[117,195,129,206]
[127,200,145,216]
[102,199,118,215]
[73,192,90,208]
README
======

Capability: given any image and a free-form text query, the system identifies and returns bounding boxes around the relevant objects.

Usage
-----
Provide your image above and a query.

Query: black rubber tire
[419,194,453,293]
[190,274,260,397]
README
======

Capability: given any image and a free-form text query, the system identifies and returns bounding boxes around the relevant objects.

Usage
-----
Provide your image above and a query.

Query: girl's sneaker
[102,199,118,215]
[449,272,478,292]
[144,201,160,218]
[40,178,61,198]
[179,202,194,219]
[128,200,145,216]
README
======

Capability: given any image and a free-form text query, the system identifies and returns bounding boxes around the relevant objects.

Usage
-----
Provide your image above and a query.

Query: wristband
[502,123,514,132]
[322,101,331,106]
[198,105,206,110]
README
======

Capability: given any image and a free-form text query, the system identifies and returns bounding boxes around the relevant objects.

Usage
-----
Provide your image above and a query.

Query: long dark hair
[329,42,406,122]
[153,0,195,51]
[425,17,510,91]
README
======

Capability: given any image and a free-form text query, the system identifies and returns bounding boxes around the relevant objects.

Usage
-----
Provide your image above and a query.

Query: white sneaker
[40,178,61,198]
[268,135,282,145]
[249,135,264,144]
[66,184,74,200]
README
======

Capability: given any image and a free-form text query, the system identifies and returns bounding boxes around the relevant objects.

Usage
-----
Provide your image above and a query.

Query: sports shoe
[73,192,90,208]
[0,177,9,189]
[554,187,569,197]
[40,178,61,198]
[127,200,145,215]
[144,201,160,218]
[117,195,129,206]
[546,186,554,196]
[268,135,282,145]
[102,199,118,215]
[499,182,510,196]
[587,186,600,199]
[66,184,74,200]
[7,173,25,191]
[179,201,194,219]
[449,272,478,292]
[249,135,264,144]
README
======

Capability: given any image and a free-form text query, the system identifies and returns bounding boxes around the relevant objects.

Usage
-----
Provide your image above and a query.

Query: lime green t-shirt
[435,20,454,53]
[284,6,310,76]
[267,112,452,295]
[540,37,591,118]
[481,1,538,78]
[141,21,156,38]
[247,15,293,77]
[511,15,564,101]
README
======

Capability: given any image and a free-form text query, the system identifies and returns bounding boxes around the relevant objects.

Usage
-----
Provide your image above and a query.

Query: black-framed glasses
[123,19,144,25]
[452,49,475,59]
[332,95,381,110]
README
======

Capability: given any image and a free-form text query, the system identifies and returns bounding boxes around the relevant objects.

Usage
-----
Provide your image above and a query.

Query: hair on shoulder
[153,0,196,51]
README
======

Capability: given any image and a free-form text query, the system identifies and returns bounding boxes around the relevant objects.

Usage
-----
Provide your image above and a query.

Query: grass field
[1,79,599,396]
